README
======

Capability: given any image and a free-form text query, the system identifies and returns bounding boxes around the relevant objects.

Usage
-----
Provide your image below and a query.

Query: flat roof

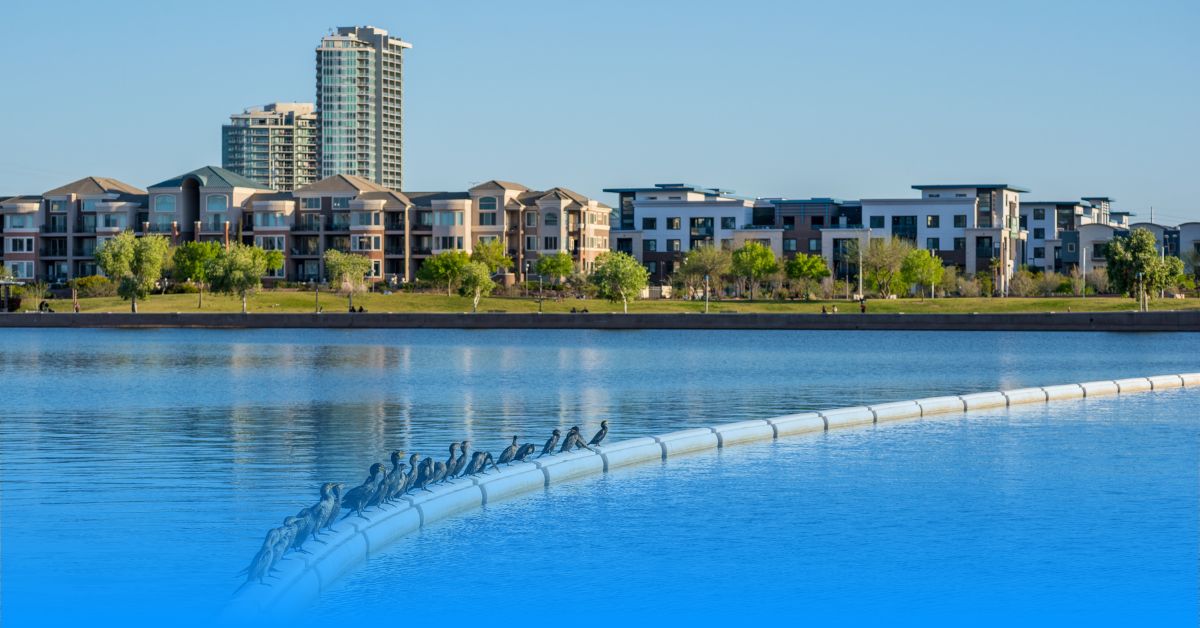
[602,183,734,195]
[912,184,1031,193]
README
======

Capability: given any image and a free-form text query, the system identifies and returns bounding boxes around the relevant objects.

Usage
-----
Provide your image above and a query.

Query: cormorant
[588,420,609,446]
[284,514,314,554]
[308,483,338,540]
[405,453,421,490]
[439,442,459,483]
[413,458,435,492]
[514,443,537,462]
[559,426,581,453]
[449,441,470,478]
[497,435,519,465]
[237,528,280,590]
[432,460,448,484]
[271,523,297,569]
[538,429,561,458]
[341,463,387,520]
[320,483,345,532]
[461,451,486,476]
[381,451,407,503]
[480,452,500,474]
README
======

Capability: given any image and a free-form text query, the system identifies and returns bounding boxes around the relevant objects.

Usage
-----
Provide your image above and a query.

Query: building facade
[222,103,318,192]
[316,26,409,190]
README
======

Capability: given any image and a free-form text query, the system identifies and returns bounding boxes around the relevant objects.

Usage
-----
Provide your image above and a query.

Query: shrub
[168,282,200,294]
[70,275,117,298]
[957,276,982,297]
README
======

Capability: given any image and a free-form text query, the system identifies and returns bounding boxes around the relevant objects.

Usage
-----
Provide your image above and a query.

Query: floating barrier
[227,371,1199,618]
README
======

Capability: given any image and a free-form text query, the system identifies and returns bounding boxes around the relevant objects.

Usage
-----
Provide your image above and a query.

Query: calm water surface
[0,328,1197,626]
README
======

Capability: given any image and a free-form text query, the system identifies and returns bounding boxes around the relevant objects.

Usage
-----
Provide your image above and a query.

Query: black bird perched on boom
[538,429,561,458]
[514,443,537,462]
[588,420,609,446]
[449,441,470,479]
[497,436,520,465]
[341,463,387,520]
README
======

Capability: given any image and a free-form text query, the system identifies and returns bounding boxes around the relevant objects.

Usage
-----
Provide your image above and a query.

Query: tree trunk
[472,290,481,313]
[241,293,248,315]
[198,285,203,309]
[447,282,453,297]
[131,297,138,314]
[348,291,354,310]
[622,295,628,314]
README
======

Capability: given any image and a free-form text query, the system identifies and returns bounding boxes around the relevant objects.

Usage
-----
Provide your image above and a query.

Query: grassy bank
[33,291,1200,315]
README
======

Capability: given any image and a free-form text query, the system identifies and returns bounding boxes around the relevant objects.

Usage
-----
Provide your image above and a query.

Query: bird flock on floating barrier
[237,421,609,591]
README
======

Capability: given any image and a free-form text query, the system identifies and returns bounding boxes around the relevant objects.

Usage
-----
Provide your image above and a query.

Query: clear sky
[2,0,1197,222]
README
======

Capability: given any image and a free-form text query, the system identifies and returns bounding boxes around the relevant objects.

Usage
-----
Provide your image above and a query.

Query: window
[352,235,381,251]
[354,211,381,226]
[643,239,657,252]
[953,237,966,251]
[783,238,797,252]
[667,217,681,230]
[81,199,98,212]
[926,215,940,228]
[101,214,126,229]
[544,213,558,226]
[478,196,497,211]
[667,239,681,252]
[1033,247,1045,259]
[642,217,657,230]
[953,214,967,228]
[1033,208,1045,220]
[4,214,32,229]
[478,235,499,244]
[808,238,821,252]
[1033,228,1045,240]
[811,215,825,227]
[302,197,321,210]
[6,237,34,253]
[5,261,34,279]
[525,236,536,250]
[49,200,66,212]
[782,216,795,229]
[1067,243,1076,253]
[926,237,940,250]
[543,236,559,250]
[255,235,286,251]
[206,213,228,231]
[435,211,463,226]
[436,236,459,250]
[371,260,382,278]
[331,197,351,210]
[255,212,287,228]
[155,195,176,213]
[869,216,884,229]
[721,217,736,229]
[526,212,537,227]
[929,193,940,198]
[1093,244,1106,260]
[720,239,734,250]
[646,261,658,274]
[479,212,497,226]
[206,195,228,212]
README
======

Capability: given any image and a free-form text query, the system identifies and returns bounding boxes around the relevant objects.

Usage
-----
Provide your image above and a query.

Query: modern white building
[1018,198,1131,271]
[604,183,783,282]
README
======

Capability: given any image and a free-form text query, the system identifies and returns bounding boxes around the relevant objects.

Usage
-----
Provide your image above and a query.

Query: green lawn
[34,290,1200,315]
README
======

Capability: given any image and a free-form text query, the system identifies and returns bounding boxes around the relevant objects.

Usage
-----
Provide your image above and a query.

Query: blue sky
[2,0,1197,222]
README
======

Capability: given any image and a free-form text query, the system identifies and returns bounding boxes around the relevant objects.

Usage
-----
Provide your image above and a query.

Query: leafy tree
[860,237,912,298]
[459,261,496,313]
[731,241,778,300]
[1105,228,1176,302]
[938,265,960,297]
[470,238,513,274]
[323,249,374,309]
[418,250,471,296]
[209,243,283,314]
[93,231,170,313]
[590,251,649,313]
[172,241,222,308]
[535,252,575,285]
[678,245,732,299]
[784,253,830,301]
[900,249,944,299]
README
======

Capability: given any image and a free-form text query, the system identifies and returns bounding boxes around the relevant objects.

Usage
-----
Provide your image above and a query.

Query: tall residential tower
[316,26,410,190]
[221,102,318,191]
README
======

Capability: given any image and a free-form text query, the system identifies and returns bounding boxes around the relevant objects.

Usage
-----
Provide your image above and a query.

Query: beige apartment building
[221,102,318,191]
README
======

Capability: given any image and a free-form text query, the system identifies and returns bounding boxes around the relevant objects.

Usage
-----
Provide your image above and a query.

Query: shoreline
[2,310,1199,331]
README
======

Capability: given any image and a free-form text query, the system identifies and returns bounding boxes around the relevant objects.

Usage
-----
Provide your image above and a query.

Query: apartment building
[145,166,273,248]
[821,184,1027,293]
[604,183,782,282]
[1019,198,1131,271]
[222,103,318,191]
[317,26,409,190]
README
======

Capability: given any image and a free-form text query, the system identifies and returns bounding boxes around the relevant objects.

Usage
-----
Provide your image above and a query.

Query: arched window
[154,195,176,213]
[206,195,228,212]
[478,196,497,211]
[544,212,558,226]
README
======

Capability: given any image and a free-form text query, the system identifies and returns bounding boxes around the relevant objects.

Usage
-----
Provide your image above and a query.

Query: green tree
[418,250,471,296]
[590,251,649,313]
[209,243,283,314]
[1105,228,1175,303]
[94,231,170,313]
[535,251,575,285]
[679,245,732,299]
[731,241,778,300]
[172,240,222,308]
[470,238,513,274]
[900,249,945,299]
[323,249,374,309]
[860,237,912,298]
[784,253,831,301]
[459,261,496,313]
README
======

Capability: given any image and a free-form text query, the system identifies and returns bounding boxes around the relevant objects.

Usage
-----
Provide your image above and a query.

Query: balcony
[39,247,69,257]
[74,223,97,234]
[41,224,67,234]
[293,219,321,232]
[73,248,97,258]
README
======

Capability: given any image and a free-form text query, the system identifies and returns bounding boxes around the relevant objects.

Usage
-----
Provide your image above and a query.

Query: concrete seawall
[4,310,1200,331]
[224,371,1199,618]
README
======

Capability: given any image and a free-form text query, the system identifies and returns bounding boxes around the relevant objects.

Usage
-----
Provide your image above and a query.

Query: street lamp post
[704,274,710,314]
[312,279,319,313]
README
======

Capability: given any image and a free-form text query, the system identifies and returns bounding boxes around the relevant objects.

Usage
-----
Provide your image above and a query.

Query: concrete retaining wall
[4,310,1200,332]
[227,371,1199,618]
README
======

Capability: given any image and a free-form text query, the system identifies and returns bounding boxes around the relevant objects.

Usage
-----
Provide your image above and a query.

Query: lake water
[1,328,1197,626]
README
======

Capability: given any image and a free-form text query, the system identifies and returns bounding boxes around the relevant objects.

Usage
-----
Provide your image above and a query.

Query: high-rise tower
[221,102,318,191]
[316,26,410,190]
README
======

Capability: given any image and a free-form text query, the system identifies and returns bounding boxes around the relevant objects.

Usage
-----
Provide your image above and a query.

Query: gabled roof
[44,176,145,197]
[470,179,529,192]
[149,166,271,191]
[358,190,413,207]
[1,195,42,204]
[245,191,295,204]
[294,174,389,195]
